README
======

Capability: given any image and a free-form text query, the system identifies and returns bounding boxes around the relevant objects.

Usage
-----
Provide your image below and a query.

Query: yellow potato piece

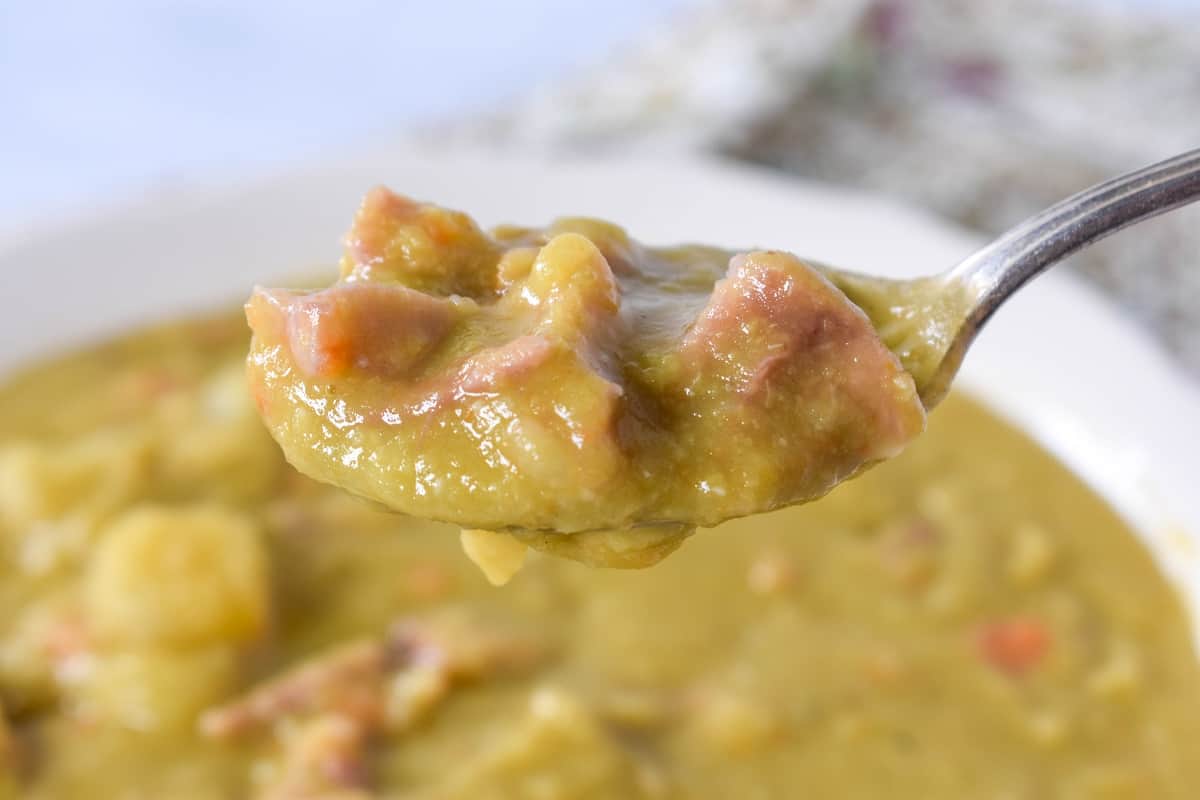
[460,529,528,586]
[86,505,270,648]
[70,646,238,733]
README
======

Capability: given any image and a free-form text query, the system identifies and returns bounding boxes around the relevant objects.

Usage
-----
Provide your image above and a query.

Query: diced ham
[339,186,498,297]
[202,612,547,798]
[452,336,555,396]
[201,610,545,739]
[386,611,546,680]
[683,253,886,396]
[199,640,386,738]
[342,186,421,271]
[681,251,923,459]
[246,283,461,380]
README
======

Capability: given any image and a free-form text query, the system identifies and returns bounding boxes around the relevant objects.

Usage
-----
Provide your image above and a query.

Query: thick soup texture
[0,313,1198,798]
[246,190,925,567]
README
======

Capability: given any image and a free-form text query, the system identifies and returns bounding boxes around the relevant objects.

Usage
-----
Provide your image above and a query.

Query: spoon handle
[924,148,1200,405]
[951,148,1200,313]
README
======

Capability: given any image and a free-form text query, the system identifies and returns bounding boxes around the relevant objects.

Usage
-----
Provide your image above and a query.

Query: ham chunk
[202,610,545,739]
[340,186,499,297]
[246,283,463,380]
[202,610,547,799]
[681,251,922,462]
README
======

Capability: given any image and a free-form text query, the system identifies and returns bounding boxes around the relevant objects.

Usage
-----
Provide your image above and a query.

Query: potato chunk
[71,646,238,733]
[86,505,270,648]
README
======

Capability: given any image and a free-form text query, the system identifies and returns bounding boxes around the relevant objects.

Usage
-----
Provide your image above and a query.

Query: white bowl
[4,149,1198,633]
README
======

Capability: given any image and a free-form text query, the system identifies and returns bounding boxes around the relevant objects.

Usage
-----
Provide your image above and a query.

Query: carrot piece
[976,617,1051,675]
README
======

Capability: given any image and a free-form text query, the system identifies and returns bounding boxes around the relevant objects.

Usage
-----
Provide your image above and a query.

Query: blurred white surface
[0,0,697,234]
[0,0,1190,237]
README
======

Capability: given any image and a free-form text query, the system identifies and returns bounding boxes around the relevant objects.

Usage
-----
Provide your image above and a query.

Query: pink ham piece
[246,282,463,380]
[681,251,923,461]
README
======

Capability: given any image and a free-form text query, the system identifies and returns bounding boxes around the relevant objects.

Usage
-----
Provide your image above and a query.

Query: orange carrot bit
[976,617,1051,676]
[250,381,272,415]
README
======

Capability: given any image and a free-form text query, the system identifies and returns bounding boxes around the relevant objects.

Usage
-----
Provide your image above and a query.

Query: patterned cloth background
[453,0,1200,374]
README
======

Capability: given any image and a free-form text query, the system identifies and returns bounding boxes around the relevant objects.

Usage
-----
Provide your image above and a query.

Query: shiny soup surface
[0,313,1197,799]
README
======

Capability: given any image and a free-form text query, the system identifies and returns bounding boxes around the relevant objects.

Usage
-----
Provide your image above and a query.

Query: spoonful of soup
[245,149,1200,576]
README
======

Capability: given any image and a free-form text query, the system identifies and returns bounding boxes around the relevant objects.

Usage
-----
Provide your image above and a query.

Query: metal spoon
[832,148,1200,409]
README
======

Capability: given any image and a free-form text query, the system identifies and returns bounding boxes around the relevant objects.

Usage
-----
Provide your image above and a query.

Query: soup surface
[1,313,1198,798]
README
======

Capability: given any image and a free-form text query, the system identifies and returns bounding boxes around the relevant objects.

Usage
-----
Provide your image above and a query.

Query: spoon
[832,147,1200,409]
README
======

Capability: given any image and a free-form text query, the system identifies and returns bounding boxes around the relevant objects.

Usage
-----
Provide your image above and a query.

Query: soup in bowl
[2,153,1198,798]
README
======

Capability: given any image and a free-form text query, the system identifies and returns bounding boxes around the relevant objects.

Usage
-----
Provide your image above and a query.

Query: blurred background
[4,0,1199,371]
